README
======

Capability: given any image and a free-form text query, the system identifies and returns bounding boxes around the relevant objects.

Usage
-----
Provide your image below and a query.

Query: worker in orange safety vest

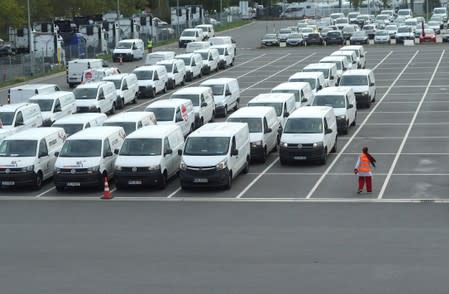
[354,146,376,194]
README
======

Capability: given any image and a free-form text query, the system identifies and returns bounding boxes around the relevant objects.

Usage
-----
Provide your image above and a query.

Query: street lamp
[27,0,34,75]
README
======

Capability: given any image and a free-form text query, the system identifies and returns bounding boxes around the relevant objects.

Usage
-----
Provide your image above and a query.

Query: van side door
[323,117,333,152]
[102,138,115,175]
[37,139,51,179]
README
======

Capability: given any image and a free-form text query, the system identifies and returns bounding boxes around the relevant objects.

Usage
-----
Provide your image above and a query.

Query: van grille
[59,168,89,174]
[286,143,314,149]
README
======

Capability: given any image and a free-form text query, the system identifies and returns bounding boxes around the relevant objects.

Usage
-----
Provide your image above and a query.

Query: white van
[247,93,297,131]
[73,81,117,114]
[103,111,157,135]
[170,87,215,127]
[0,103,43,142]
[200,78,240,117]
[196,24,215,39]
[82,67,120,84]
[340,45,366,69]
[272,82,313,108]
[211,44,234,69]
[195,48,219,75]
[133,65,169,98]
[179,122,250,189]
[114,124,184,189]
[280,106,337,165]
[186,41,210,53]
[145,51,176,65]
[179,28,204,48]
[67,59,104,88]
[312,87,357,134]
[319,56,350,83]
[228,107,280,162]
[29,91,76,126]
[288,72,326,95]
[0,127,66,189]
[303,63,338,87]
[331,50,357,70]
[175,53,203,81]
[52,113,107,137]
[8,84,60,104]
[157,59,187,89]
[112,39,145,62]
[103,73,139,108]
[209,36,236,55]
[339,69,376,108]
[145,99,195,137]
[53,126,126,191]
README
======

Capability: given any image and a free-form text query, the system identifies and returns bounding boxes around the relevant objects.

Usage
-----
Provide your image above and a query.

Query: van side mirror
[114,149,119,154]
[104,150,113,157]
[347,104,354,109]
[132,45,137,50]
[54,151,59,157]
[325,128,333,134]
[175,115,183,122]
[15,121,23,127]
[318,85,323,90]
[370,82,375,86]
[231,149,238,156]
[54,107,62,113]
[264,127,272,134]
[173,69,178,73]
[283,112,290,118]
[154,76,159,81]
[122,85,128,91]
[330,76,335,80]
[177,149,182,156]
[98,95,105,100]
[201,102,208,107]
[225,90,231,96]
[191,62,196,66]
[164,149,173,156]
[301,98,308,103]
[39,151,48,158]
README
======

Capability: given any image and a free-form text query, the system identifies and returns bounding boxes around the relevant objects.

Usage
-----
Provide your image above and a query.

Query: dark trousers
[358,176,372,192]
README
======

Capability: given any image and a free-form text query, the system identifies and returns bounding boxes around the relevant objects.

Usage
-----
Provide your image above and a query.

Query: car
[278,28,292,42]
[419,29,437,43]
[442,33,449,42]
[335,17,349,30]
[319,26,337,38]
[330,13,345,25]
[432,7,448,22]
[286,33,305,46]
[374,30,390,44]
[305,33,325,45]
[348,12,360,24]
[325,30,345,45]
[396,26,415,43]
[342,25,359,41]
[0,43,15,57]
[350,31,369,44]
[300,27,314,38]
[362,24,377,39]
[385,24,398,38]
[356,14,371,27]
[261,33,279,46]
[427,21,441,34]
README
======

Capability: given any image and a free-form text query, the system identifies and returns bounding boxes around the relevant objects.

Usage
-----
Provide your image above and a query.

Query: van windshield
[0,112,15,126]
[340,75,368,86]
[303,68,329,79]
[73,88,98,99]
[103,122,136,135]
[199,52,209,60]
[134,70,154,80]
[184,137,230,156]
[290,78,316,90]
[204,84,224,95]
[227,118,262,133]
[147,108,174,122]
[284,118,323,134]
[59,140,102,157]
[120,138,161,156]
[106,79,122,89]
[182,30,196,37]
[33,99,54,111]
[117,42,132,49]
[178,57,191,66]
[249,102,282,116]
[272,89,300,102]
[171,94,200,106]
[321,60,341,70]
[216,48,226,55]
[0,140,37,157]
[161,64,173,73]
[52,123,84,136]
[313,95,346,108]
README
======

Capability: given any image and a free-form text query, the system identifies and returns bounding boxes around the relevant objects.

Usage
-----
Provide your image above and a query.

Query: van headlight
[251,140,263,147]
[89,105,98,110]
[280,141,288,148]
[180,161,187,170]
[87,166,100,174]
[148,165,160,171]
[313,142,323,148]
[22,165,34,172]
[215,160,227,170]
[337,115,346,120]
[115,166,122,171]
[55,167,61,174]
[363,91,369,95]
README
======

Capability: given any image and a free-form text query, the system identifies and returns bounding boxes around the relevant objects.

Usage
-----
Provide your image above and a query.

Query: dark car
[350,31,369,44]
[325,30,345,45]
[305,33,325,45]
[261,33,279,46]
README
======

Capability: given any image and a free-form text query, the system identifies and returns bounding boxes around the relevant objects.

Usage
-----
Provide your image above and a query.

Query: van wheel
[149,88,155,98]
[223,106,228,117]
[159,171,167,189]
[372,91,376,102]
[319,148,328,165]
[210,111,215,122]
[224,172,232,190]
[280,157,289,165]
[351,113,357,126]
[109,103,116,114]
[243,158,250,174]
[55,185,64,192]
[331,138,337,153]
[181,77,186,86]
[33,172,43,190]
[69,83,74,88]
[261,146,267,163]
[163,84,167,93]
[342,121,349,135]
[200,117,204,127]
[234,99,239,111]
[132,95,137,104]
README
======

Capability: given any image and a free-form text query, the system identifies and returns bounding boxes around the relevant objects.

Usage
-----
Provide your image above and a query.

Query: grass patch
[95,53,112,61]
[215,19,252,32]
[0,66,65,89]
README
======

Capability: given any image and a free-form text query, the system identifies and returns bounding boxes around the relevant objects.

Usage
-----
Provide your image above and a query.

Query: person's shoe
[357,190,362,194]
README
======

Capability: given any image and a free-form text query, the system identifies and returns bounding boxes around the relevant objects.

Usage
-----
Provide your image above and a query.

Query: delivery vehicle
[200,78,240,117]
[170,87,215,127]
[247,93,297,129]
[28,91,76,126]
[185,41,210,53]
[133,65,169,98]
[67,59,104,88]
[73,81,117,114]
[211,44,234,69]
[52,113,107,137]
[145,51,176,65]
[179,28,204,48]
[196,24,215,39]
[288,72,326,95]
[157,59,187,89]
[195,48,219,75]
[103,111,157,135]
[175,53,203,81]
[8,84,60,104]
[271,82,313,108]
[103,73,139,108]
[0,103,43,142]
[112,39,145,62]
[339,69,376,108]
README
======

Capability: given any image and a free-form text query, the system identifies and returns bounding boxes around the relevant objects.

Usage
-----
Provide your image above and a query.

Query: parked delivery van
[29,91,76,126]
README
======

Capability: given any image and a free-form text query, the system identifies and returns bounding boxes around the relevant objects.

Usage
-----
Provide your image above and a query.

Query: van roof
[332,50,355,56]
[315,86,353,95]
[228,106,274,118]
[126,124,180,139]
[118,39,142,43]
[272,82,310,91]
[304,63,335,69]
[29,91,73,100]
[69,59,102,64]
[104,111,152,123]
[0,103,31,112]
[341,45,364,50]
[134,65,165,71]
[173,87,211,95]
[320,56,346,62]
[53,113,107,124]
[68,126,124,140]
[102,73,130,80]
[189,122,247,137]
[194,48,213,54]
[342,69,372,76]
[148,51,175,56]
[148,98,191,108]
[200,78,237,85]
[290,106,333,118]
[184,28,201,32]
[9,83,57,91]
[157,59,180,65]
[249,93,295,103]
[75,81,111,88]
[289,72,323,79]
[5,127,64,140]
[175,53,197,58]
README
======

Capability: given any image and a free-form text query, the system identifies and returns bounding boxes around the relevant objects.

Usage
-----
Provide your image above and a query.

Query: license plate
[128,180,142,185]
[294,156,307,160]
[66,182,80,187]
[2,181,14,186]
[194,178,208,183]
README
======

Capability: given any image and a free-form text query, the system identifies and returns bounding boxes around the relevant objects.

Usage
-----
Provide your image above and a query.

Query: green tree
[350,0,362,9]
[0,0,25,38]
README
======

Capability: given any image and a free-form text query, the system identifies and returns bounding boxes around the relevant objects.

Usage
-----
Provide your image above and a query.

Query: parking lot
[2,41,449,202]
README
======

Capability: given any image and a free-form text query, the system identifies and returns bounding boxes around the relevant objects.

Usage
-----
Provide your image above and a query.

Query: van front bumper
[279,145,324,161]
[354,92,370,105]
[113,53,133,62]
[250,145,265,160]
[77,106,99,113]
[54,172,103,188]
[138,86,154,98]
[179,167,229,188]
[0,170,35,187]
[115,169,163,187]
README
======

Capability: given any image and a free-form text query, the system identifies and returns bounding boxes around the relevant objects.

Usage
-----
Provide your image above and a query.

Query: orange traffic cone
[101,176,113,200]
[119,56,123,65]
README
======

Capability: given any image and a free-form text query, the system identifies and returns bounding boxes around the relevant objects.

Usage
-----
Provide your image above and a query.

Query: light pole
[27,0,34,74]
[176,0,180,37]
[426,0,429,20]
[220,0,223,21]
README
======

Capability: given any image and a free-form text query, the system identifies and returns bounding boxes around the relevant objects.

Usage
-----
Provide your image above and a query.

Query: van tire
[319,148,328,165]
[223,106,228,117]
[163,84,167,93]
[109,103,116,115]
[159,171,167,189]
[55,185,64,192]
[181,77,186,86]
[149,88,155,98]
[234,99,239,111]
[331,138,337,153]
[132,95,137,104]
[69,83,74,88]
[33,172,43,190]
[243,158,250,174]
[261,146,268,163]
[280,157,289,165]
[342,122,349,135]
[224,172,232,190]
[210,111,215,122]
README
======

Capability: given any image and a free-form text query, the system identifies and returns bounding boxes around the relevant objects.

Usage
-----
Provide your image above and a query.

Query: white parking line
[167,187,181,198]
[35,186,55,198]
[378,49,446,199]
[305,49,420,199]
[372,50,393,70]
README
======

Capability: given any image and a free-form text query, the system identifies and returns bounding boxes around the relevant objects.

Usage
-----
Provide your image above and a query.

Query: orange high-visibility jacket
[357,153,372,173]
